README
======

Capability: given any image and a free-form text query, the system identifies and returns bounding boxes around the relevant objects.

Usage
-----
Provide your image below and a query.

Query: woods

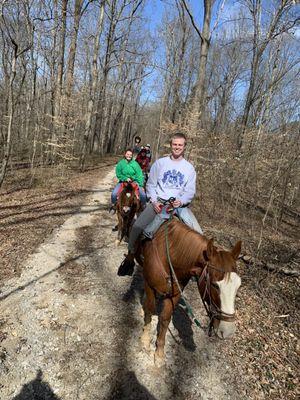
[0,0,151,178]
[1,1,298,181]
[0,1,299,399]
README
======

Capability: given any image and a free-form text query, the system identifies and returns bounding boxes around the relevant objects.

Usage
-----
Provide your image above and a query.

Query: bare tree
[53,0,68,139]
[0,0,33,187]
[79,0,105,171]
[63,0,84,136]
[238,0,299,147]
[181,0,216,128]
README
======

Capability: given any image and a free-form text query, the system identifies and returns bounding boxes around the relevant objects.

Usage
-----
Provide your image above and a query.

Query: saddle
[143,207,179,240]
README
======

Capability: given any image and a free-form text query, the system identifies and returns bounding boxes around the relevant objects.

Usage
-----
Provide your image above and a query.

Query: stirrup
[109,205,116,215]
[117,256,135,276]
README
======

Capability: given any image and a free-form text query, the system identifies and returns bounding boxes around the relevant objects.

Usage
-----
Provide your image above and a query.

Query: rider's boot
[109,204,116,215]
[117,252,135,276]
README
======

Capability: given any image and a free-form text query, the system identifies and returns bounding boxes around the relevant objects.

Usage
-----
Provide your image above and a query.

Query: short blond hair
[170,132,187,145]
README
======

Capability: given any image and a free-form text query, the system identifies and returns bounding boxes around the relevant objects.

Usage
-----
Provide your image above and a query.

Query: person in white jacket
[118,132,202,276]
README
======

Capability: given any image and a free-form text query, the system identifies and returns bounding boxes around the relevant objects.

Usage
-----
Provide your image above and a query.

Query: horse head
[116,181,141,243]
[192,239,242,339]
[118,181,138,215]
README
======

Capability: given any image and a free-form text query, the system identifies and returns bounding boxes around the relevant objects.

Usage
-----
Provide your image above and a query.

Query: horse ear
[206,238,215,259]
[231,241,242,260]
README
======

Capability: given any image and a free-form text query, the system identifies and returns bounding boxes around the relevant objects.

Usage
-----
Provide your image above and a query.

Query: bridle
[195,263,236,336]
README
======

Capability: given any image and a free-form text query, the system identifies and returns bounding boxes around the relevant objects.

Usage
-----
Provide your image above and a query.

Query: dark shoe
[109,205,116,215]
[117,254,135,276]
[112,225,118,232]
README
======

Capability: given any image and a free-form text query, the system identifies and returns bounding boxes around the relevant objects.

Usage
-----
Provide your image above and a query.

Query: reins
[164,216,203,329]
[163,209,236,334]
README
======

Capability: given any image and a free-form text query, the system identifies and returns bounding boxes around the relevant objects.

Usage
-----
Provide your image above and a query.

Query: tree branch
[180,0,203,41]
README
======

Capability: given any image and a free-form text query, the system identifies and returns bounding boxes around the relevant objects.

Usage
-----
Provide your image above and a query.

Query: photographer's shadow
[12,369,60,400]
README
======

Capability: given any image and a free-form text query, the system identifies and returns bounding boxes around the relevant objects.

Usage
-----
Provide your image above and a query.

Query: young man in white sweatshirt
[118,132,202,276]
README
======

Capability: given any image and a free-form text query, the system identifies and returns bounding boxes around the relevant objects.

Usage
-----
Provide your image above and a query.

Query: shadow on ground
[12,369,60,400]
[106,369,157,400]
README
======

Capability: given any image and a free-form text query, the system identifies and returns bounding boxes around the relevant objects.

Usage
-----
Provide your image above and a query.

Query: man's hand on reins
[152,201,163,213]
[172,199,182,208]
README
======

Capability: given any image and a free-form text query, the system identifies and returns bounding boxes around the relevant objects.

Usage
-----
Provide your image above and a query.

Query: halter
[162,202,236,335]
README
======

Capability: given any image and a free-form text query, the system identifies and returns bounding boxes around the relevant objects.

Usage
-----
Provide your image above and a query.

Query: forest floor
[0,157,299,400]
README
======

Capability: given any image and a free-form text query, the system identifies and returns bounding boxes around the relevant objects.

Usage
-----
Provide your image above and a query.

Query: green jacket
[115,158,144,186]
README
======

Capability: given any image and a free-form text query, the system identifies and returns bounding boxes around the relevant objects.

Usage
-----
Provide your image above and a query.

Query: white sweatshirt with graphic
[146,156,196,205]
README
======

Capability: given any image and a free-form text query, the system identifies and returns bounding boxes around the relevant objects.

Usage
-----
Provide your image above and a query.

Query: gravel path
[0,169,239,400]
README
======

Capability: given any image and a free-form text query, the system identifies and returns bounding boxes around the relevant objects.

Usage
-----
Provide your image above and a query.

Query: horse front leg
[155,293,181,367]
[126,212,134,240]
[117,213,123,244]
[141,281,156,351]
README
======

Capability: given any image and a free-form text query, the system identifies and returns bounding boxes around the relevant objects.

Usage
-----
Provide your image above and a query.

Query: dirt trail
[0,169,240,400]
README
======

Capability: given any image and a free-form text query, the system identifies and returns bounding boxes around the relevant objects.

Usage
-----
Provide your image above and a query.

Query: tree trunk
[192,0,214,128]
[79,0,105,171]
[63,0,83,136]
[52,0,68,159]
[0,45,17,187]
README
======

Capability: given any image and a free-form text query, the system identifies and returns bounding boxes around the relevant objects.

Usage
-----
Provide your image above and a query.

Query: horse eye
[211,282,219,290]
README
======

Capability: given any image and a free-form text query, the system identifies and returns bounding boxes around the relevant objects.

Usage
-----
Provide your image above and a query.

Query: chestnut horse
[135,218,242,366]
[116,181,141,243]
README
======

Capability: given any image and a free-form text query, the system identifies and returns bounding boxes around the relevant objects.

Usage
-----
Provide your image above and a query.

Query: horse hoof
[154,352,165,368]
[115,239,121,246]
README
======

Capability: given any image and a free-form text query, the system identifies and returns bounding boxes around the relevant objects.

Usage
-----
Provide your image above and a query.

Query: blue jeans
[176,207,203,234]
[111,183,146,205]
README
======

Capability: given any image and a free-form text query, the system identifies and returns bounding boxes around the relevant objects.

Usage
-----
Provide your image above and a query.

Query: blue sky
[140,0,300,106]
[143,0,241,34]
[141,0,239,102]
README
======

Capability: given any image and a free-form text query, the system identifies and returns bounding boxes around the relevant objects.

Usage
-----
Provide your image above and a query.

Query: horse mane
[154,218,234,279]
[119,183,137,203]
[154,218,208,268]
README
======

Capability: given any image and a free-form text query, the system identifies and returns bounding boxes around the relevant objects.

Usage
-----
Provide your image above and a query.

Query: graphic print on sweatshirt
[162,169,185,188]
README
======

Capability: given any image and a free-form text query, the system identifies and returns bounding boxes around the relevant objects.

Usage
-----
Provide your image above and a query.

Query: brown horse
[116,182,141,243]
[135,217,242,366]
